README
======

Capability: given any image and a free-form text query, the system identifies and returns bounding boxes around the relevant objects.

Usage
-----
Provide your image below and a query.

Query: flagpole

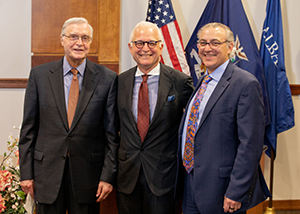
[264,147,276,214]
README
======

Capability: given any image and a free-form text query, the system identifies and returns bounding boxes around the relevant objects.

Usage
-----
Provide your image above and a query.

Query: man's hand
[223,196,242,213]
[96,181,113,203]
[20,179,35,199]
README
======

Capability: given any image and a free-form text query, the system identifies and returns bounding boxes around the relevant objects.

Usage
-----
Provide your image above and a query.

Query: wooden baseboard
[263,200,300,210]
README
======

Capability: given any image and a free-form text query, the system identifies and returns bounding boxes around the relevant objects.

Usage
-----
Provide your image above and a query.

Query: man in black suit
[116,21,194,214]
[19,17,118,214]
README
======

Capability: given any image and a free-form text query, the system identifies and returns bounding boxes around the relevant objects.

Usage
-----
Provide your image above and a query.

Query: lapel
[48,59,69,131]
[126,64,173,141]
[70,59,98,131]
[124,67,139,133]
[48,59,99,132]
[179,76,202,137]
[197,62,234,130]
[149,63,173,128]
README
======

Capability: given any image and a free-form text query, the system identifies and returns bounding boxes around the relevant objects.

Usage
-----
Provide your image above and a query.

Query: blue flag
[185,0,270,130]
[260,0,294,158]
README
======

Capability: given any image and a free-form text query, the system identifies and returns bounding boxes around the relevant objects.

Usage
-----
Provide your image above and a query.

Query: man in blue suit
[177,22,271,214]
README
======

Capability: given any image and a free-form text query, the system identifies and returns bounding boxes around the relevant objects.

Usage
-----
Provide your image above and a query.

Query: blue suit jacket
[176,62,271,213]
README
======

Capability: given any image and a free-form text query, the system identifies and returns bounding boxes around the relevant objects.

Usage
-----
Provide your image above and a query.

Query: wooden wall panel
[1,0,120,86]
[99,0,120,64]
[32,0,99,54]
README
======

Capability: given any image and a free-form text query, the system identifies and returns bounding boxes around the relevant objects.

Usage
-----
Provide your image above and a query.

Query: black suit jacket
[117,63,194,196]
[19,58,118,204]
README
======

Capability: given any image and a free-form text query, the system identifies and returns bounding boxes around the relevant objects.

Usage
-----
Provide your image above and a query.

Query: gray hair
[61,17,93,39]
[197,22,235,59]
[129,21,163,47]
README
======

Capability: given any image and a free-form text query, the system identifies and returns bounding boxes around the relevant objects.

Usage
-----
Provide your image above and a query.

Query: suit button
[67,137,71,140]
[140,148,144,152]
[62,155,66,159]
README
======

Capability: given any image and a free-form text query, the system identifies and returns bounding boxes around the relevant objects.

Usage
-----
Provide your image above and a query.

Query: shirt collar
[135,63,160,77]
[63,56,86,77]
[206,60,229,81]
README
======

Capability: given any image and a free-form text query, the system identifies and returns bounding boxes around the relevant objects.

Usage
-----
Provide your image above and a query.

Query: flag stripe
[146,0,190,76]
[174,20,185,50]
[160,31,173,67]
[161,24,181,71]
[169,21,191,74]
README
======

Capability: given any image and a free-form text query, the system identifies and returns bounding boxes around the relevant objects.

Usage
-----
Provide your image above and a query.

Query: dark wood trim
[263,200,300,210]
[0,78,28,88]
[0,59,118,89]
[0,80,298,90]
[31,55,99,68]
[290,84,300,95]
[31,55,119,74]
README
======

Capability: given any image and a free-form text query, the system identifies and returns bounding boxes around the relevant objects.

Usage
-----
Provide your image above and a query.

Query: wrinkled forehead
[200,26,227,41]
[133,26,160,41]
[64,23,91,36]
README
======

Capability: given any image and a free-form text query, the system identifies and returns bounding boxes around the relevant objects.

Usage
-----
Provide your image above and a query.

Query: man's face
[198,27,233,74]
[128,25,163,74]
[60,23,91,66]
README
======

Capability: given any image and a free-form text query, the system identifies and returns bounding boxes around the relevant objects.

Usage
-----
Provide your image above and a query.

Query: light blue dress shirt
[181,60,229,158]
[63,57,86,110]
[132,64,160,123]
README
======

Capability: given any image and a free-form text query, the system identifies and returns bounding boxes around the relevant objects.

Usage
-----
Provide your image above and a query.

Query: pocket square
[167,95,175,101]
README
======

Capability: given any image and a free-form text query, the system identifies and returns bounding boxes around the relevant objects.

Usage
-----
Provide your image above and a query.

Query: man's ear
[228,41,234,54]
[128,42,133,54]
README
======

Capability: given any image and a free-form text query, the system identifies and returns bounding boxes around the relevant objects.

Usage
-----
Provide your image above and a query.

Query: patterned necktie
[137,75,149,142]
[183,75,212,173]
[67,68,79,128]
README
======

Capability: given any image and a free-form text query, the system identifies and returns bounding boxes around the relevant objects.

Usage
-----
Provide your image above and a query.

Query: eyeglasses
[63,34,92,43]
[198,40,228,48]
[131,40,161,49]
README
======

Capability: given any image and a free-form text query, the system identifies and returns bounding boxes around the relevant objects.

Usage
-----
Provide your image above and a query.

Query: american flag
[146,0,190,75]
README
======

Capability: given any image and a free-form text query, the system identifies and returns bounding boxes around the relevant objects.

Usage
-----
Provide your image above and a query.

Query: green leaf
[4,152,6,157]
[19,207,26,214]
[8,167,19,174]
[16,190,26,200]
[2,208,15,214]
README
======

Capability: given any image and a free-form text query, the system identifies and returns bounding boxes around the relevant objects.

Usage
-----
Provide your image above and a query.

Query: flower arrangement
[0,126,26,214]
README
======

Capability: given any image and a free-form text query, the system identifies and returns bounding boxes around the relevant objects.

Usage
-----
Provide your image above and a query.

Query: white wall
[0,0,31,78]
[0,0,299,201]
[120,0,300,200]
[0,89,25,149]
[0,0,31,154]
